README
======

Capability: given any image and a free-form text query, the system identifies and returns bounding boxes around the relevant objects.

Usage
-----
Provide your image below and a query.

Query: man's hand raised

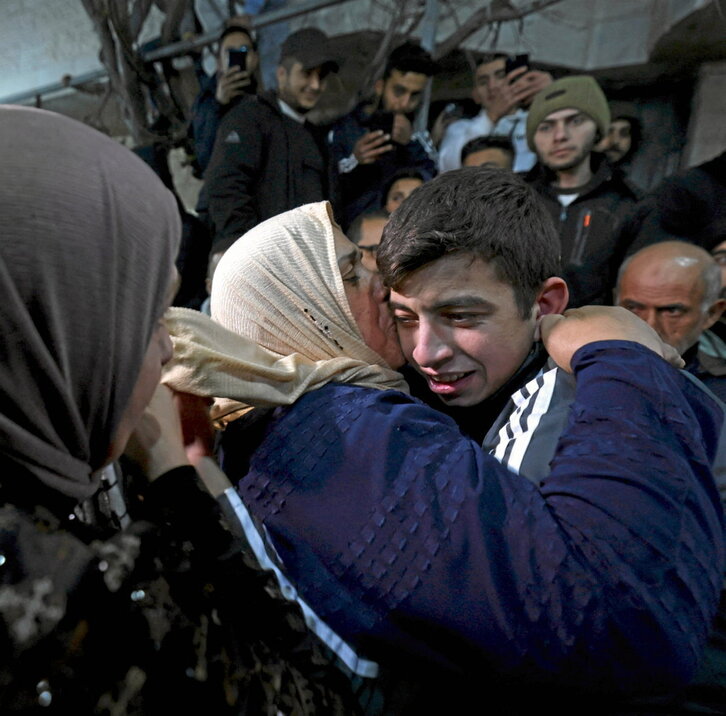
[540,306,684,373]
[353,130,393,165]
[216,66,252,105]
[486,68,552,123]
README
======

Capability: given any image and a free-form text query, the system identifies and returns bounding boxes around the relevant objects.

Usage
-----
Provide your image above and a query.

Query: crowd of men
[3,0,726,707]
[1,15,721,713]
[176,19,726,449]
[174,24,726,708]
[185,23,724,331]
[179,25,726,557]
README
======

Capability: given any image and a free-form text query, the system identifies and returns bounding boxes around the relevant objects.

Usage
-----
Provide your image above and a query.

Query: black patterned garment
[0,466,360,715]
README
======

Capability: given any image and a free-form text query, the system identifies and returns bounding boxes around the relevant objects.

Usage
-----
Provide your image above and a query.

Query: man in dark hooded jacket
[525,76,640,307]
[205,28,338,253]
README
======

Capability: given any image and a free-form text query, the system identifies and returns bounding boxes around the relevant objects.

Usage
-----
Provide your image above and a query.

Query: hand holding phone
[217,47,252,104]
[353,130,393,165]
[508,68,553,109]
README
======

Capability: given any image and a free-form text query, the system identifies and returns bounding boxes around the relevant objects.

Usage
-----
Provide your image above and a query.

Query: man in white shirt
[438,54,550,174]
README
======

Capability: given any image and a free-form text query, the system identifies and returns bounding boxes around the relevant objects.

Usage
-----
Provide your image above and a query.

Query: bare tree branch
[82,0,190,143]
[434,0,567,59]
[82,0,163,144]
[158,0,191,44]
[129,0,155,38]
[83,83,114,135]
[360,0,413,99]
[403,6,426,37]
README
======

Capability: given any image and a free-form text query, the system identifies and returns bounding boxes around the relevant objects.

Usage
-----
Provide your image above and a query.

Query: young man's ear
[374,78,384,99]
[276,65,287,87]
[535,277,569,317]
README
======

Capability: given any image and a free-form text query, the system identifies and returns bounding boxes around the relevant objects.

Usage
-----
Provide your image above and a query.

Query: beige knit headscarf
[163,202,407,421]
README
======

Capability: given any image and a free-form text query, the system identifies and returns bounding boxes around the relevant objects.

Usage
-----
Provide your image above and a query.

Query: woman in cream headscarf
[164,200,725,712]
[166,201,407,420]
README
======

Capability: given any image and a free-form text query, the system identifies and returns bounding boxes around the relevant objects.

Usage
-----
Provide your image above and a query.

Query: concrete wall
[1,0,716,103]
[0,0,163,102]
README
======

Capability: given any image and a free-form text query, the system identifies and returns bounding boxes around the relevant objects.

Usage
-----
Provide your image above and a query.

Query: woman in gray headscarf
[0,106,179,512]
[0,107,357,716]
[0,106,185,709]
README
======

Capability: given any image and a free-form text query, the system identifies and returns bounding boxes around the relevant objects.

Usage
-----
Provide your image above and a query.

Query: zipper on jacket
[569,209,592,266]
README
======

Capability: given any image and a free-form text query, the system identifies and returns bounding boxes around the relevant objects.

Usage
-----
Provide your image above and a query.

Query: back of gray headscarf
[0,106,180,502]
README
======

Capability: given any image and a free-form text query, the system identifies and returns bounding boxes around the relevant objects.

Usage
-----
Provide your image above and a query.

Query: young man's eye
[444,313,477,322]
[393,313,417,326]
[340,259,359,283]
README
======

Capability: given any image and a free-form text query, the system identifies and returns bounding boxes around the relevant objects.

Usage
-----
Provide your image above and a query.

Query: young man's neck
[485,105,517,125]
[553,154,593,190]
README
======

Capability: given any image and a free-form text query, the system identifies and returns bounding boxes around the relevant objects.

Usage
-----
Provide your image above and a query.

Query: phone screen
[505,54,529,79]
[367,111,395,137]
[227,47,248,71]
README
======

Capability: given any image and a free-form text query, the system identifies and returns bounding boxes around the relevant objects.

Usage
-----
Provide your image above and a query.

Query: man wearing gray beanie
[525,75,640,307]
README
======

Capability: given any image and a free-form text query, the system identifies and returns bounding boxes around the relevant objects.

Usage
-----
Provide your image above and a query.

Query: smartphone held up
[227,46,248,71]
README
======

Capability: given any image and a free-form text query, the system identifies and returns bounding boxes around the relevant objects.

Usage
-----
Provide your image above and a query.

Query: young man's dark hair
[277,28,339,75]
[378,166,561,317]
[348,208,390,245]
[474,52,508,68]
[613,115,641,149]
[383,41,438,80]
[218,24,257,51]
[460,135,514,166]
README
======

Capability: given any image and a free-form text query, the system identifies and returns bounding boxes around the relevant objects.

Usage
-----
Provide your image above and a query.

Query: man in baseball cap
[205,27,339,255]
[524,76,640,307]
[279,27,339,79]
